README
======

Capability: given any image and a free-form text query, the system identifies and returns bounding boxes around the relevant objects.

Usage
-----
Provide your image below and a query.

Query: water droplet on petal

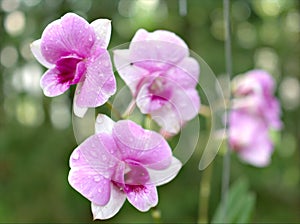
[94,176,102,182]
[102,155,107,161]
[104,61,109,67]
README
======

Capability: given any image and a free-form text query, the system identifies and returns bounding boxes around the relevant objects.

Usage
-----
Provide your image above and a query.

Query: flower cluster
[31,12,283,220]
[31,13,200,219]
[228,70,282,167]
[114,29,200,134]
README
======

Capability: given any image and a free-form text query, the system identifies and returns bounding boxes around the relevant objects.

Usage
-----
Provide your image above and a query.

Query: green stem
[221,0,232,222]
[198,163,214,224]
[105,101,122,119]
[121,99,136,119]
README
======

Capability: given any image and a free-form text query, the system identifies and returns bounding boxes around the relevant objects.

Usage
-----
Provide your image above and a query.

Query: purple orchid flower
[68,114,182,219]
[113,29,200,134]
[30,13,116,117]
[229,70,282,167]
[232,69,282,130]
[229,110,273,167]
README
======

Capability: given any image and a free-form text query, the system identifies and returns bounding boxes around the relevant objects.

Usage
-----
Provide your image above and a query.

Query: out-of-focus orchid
[229,70,282,167]
[114,29,200,134]
[68,114,182,219]
[31,13,116,117]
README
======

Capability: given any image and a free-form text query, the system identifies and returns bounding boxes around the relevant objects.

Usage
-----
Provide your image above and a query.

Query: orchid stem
[121,99,136,119]
[198,162,214,224]
[221,0,232,222]
[105,101,122,120]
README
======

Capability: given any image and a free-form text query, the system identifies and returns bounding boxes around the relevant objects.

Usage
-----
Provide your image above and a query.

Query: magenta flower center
[112,161,150,194]
[148,76,172,102]
[55,55,86,85]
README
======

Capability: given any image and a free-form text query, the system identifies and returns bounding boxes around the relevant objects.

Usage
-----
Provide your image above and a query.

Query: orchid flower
[30,13,116,117]
[68,114,182,219]
[114,29,200,134]
[229,70,282,167]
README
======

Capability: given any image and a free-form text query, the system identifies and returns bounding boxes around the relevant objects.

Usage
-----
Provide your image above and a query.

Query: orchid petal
[41,13,95,63]
[147,157,182,186]
[76,51,116,108]
[91,19,111,49]
[239,135,273,167]
[166,56,199,88]
[112,120,172,168]
[91,185,126,220]
[69,134,120,180]
[171,88,200,121]
[151,103,181,134]
[130,29,189,72]
[73,81,88,118]
[68,168,111,206]
[95,114,115,134]
[30,39,53,68]
[113,49,149,95]
[125,184,158,212]
[40,68,70,96]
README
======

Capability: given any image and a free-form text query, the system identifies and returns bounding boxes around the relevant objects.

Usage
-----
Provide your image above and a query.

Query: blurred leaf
[211,178,256,224]
[269,129,281,146]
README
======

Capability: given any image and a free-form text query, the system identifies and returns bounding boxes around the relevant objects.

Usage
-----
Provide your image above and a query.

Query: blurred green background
[0,0,299,223]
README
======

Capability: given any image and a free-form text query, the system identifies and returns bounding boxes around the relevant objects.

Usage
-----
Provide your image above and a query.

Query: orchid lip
[55,55,86,85]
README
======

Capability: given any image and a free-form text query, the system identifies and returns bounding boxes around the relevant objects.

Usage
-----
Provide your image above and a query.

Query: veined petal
[125,184,158,212]
[30,39,53,68]
[147,157,182,186]
[68,168,111,206]
[76,50,116,108]
[112,120,172,168]
[91,19,111,49]
[171,87,200,121]
[41,13,95,63]
[151,103,181,134]
[113,49,149,95]
[92,184,126,220]
[73,82,88,118]
[69,134,119,179]
[40,68,70,96]
[166,56,199,88]
[130,29,189,72]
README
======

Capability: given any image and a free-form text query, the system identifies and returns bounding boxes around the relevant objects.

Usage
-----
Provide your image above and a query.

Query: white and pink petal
[41,13,95,64]
[91,184,126,220]
[75,50,116,108]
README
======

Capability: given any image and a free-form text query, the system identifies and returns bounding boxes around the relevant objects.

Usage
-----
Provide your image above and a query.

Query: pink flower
[228,70,282,167]
[229,111,273,167]
[232,69,282,129]
[68,114,182,219]
[113,29,200,134]
[30,13,116,117]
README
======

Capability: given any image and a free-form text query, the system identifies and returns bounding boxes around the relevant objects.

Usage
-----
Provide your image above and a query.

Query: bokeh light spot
[1,46,19,68]
[50,95,71,130]
[4,10,26,36]
[1,0,19,12]
[254,47,280,79]
[236,22,257,48]
[279,76,300,110]
[16,97,44,127]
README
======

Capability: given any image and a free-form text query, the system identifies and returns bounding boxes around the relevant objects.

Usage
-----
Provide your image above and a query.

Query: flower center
[56,55,86,85]
[112,161,150,194]
[148,76,172,102]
